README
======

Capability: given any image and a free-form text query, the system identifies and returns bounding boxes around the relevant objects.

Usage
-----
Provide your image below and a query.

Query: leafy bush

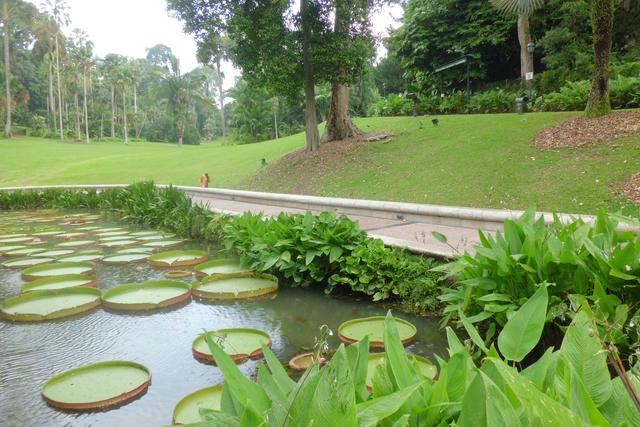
[467,89,518,113]
[28,115,48,137]
[197,310,640,426]
[534,77,640,111]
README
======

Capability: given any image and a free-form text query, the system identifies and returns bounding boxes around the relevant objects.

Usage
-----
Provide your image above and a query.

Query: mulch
[620,172,640,205]
[250,131,393,194]
[534,111,640,150]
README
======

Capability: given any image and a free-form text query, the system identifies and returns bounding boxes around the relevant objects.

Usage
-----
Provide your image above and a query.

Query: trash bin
[515,97,525,115]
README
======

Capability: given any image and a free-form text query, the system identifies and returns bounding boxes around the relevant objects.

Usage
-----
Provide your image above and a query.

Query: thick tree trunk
[55,34,63,141]
[585,0,614,117]
[301,0,320,152]
[517,14,533,86]
[49,60,56,132]
[216,57,225,138]
[74,92,80,140]
[110,85,116,138]
[321,0,362,143]
[3,0,11,138]
[122,88,128,144]
[83,72,89,143]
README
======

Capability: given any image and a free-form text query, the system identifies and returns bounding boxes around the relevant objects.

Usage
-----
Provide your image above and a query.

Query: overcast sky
[26,0,402,89]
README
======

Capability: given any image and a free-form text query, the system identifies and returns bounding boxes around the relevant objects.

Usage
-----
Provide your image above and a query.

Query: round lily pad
[57,240,95,248]
[99,239,138,248]
[0,245,27,254]
[58,253,104,263]
[21,262,96,281]
[21,274,97,293]
[136,234,174,241]
[194,259,251,278]
[192,328,272,363]
[57,232,87,239]
[102,253,149,265]
[97,231,129,238]
[117,247,152,255]
[0,287,102,321]
[130,231,158,237]
[148,250,208,268]
[102,280,191,311]
[100,235,134,242]
[192,273,278,300]
[338,316,417,348]
[3,247,46,257]
[365,353,436,390]
[164,270,192,279]
[92,227,123,233]
[2,257,55,269]
[143,240,184,249]
[0,233,26,239]
[289,353,326,371]
[172,385,223,425]
[33,230,64,237]
[0,236,34,244]
[34,249,76,258]
[42,360,151,410]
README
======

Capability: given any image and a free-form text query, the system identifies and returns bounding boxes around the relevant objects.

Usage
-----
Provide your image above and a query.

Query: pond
[0,211,447,427]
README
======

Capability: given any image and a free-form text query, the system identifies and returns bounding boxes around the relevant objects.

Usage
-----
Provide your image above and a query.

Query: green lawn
[1,113,638,214]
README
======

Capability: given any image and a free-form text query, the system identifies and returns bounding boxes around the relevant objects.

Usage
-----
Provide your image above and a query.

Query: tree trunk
[321,0,362,143]
[301,0,320,152]
[273,108,278,139]
[49,60,56,132]
[74,92,80,140]
[110,85,116,138]
[133,85,137,114]
[83,72,89,143]
[55,33,64,141]
[215,57,225,138]
[177,115,184,146]
[3,0,11,138]
[517,13,533,86]
[585,0,614,117]
[122,88,128,144]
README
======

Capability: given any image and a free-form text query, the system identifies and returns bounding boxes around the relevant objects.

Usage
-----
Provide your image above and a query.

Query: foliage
[192,310,640,426]
[535,76,640,111]
[0,183,445,314]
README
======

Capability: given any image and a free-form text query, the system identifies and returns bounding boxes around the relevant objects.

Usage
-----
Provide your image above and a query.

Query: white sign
[525,72,534,81]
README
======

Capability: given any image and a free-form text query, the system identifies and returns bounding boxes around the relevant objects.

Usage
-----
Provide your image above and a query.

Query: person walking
[200,173,210,188]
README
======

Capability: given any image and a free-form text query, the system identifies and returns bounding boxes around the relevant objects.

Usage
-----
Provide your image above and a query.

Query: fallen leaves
[620,172,640,205]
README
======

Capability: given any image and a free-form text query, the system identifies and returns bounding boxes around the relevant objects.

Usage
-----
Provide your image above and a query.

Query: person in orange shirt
[200,173,210,188]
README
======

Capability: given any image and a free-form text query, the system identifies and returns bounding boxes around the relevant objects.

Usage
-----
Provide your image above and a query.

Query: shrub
[467,89,518,113]
[534,76,640,111]
[28,115,48,137]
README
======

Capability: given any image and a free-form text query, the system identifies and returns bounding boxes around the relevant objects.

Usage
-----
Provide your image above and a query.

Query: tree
[490,0,545,86]
[196,35,230,138]
[2,0,11,137]
[40,0,69,141]
[100,53,126,138]
[68,29,92,143]
[585,0,614,117]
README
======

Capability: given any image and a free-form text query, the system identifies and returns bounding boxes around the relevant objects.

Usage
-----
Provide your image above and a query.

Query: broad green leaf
[458,311,489,353]
[497,285,548,362]
[445,326,465,355]
[431,231,448,244]
[356,381,425,427]
[389,414,410,427]
[262,345,295,395]
[345,335,370,403]
[559,311,612,406]
[458,370,522,427]
[560,358,610,426]
[384,311,415,388]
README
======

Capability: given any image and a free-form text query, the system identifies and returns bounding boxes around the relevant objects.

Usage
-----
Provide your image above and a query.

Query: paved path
[189,195,485,258]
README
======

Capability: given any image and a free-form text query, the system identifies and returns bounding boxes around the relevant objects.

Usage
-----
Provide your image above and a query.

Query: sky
[26,0,403,90]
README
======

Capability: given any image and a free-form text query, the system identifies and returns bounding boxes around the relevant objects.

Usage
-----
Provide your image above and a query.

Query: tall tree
[69,29,93,143]
[2,0,11,137]
[41,0,69,141]
[101,53,126,138]
[585,0,614,117]
[196,35,229,138]
[490,0,545,86]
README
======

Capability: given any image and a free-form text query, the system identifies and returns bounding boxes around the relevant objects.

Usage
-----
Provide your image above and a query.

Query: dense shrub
[534,76,640,111]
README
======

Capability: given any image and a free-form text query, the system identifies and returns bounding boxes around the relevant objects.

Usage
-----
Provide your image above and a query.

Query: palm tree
[2,0,12,137]
[41,0,70,141]
[196,35,230,138]
[69,29,93,143]
[585,0,614,117]
[490,0,544,88]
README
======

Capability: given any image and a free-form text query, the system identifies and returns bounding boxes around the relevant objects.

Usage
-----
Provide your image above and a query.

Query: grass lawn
[1,112,638,214]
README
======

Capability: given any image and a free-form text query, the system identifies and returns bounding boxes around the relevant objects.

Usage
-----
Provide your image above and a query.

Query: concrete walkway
[189,194,483,258]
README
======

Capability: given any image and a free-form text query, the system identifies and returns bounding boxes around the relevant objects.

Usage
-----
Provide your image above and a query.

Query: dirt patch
[534,111,640,150]
[620,172,640,205]
[250,132,393,194]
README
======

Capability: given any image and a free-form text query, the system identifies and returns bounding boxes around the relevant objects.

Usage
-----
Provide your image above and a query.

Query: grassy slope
[254,113,640,214]
[0,112,638,214]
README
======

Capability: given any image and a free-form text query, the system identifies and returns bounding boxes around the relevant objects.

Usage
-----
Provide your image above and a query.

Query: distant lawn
[0,134,304,188]
[1,112,638,215]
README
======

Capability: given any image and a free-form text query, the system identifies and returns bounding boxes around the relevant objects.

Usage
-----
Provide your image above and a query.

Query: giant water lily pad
[192,328,272,363]
[338,316,417,348]
[102,281,191,311]
[148,250,208,268]
[101,253,149,265]
[194,259,250,278]
[57,232,87,239]
[136,234,174,241]
[143,240,183,249]
[33,230,63,237]
[100,235,134,242]
[2,257,55,269]
[99,239,138,248]
[130,231,158,237]
[0,287,102,321]
[58,253,104,263]
[172,385,223,425]
[21,274,97,293]
[0,236,33,244]
[34,249,76,258]
[42,360,151,410]
[57,240,95,248]
[117,247,152,255]
[97,231,129,238]
[192,273,278,300]
[3,247,46,257]
[21,262,96,281]
[0,245,27,254]
[365,353,436,390]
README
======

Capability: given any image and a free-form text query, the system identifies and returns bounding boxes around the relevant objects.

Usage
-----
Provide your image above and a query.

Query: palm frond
[490,0,545,15]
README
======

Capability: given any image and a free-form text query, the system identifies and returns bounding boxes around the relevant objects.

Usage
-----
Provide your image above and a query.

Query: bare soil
[620,172,640,205]
[534,111,640,150]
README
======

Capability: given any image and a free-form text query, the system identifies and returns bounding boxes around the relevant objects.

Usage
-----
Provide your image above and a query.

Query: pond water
[0,211,447,427]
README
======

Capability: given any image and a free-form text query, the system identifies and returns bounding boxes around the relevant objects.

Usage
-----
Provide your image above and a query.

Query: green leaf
[431,231,448,244]
[458,370,522,427]
[329,246,344,263]
[458,311,489,354]
[356,381,425,427]
[497,284,548,362]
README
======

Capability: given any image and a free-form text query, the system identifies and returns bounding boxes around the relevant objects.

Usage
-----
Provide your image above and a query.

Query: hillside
[1,113,639,214]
